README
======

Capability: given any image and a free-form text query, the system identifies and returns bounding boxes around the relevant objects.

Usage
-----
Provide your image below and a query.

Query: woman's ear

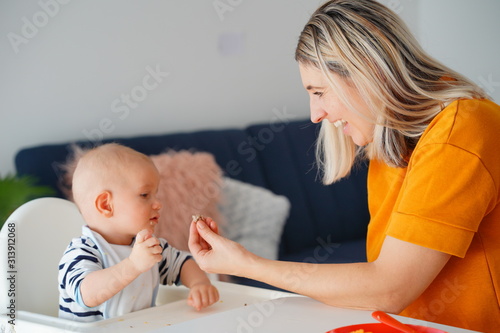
[95,191,113,217]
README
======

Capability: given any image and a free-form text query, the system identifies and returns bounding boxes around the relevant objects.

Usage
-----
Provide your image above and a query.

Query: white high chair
[0,198,85,317]
[0,199,299,333]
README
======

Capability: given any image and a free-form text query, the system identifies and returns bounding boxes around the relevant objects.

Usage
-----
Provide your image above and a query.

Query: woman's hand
[188,217,251,276]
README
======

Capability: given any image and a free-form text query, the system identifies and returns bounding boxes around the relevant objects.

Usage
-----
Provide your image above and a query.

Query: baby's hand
[187,282,219,311]
[129,229,162,273]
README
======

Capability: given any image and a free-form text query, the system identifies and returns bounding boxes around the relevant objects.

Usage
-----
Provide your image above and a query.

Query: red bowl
[327,323,448,333]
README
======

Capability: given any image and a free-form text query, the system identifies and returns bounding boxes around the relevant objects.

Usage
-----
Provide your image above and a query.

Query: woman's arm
[189,220,450,313]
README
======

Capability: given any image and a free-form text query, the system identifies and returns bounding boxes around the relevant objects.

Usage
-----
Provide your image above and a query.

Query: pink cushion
[150,150,224,250]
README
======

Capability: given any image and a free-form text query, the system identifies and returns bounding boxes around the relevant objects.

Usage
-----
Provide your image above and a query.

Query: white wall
[0,0,323,176]
[416,0,500,103]
[1,0,498,176]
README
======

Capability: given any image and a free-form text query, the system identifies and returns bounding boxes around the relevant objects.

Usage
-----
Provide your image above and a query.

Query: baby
[58,143,219,322]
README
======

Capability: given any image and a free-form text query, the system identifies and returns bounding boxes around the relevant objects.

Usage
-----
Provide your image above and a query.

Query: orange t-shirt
[367,99,500,332]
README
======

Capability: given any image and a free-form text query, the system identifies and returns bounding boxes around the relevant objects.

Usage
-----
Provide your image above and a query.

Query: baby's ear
[95,191,113,217]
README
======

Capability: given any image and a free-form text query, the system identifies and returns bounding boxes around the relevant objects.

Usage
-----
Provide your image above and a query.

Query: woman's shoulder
[449,98,500,122]
[412,99,500,181]
[419,98,500,149]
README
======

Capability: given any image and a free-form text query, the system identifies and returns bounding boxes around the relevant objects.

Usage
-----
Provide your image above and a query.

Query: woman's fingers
[203,217,219,235]
[188,220,223,256]
[209,219,219,235]
[188,219,242,275]
[195,220,221,245]
[188,221,203,254]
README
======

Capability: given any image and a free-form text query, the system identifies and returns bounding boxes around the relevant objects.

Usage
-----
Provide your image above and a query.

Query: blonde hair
[295,0,486,184]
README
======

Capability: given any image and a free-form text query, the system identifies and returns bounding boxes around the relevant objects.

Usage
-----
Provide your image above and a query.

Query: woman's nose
[310,101,327,123]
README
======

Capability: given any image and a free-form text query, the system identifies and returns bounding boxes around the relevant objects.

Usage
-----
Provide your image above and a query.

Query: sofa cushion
[218,177,290,260]
[150,150,224,251]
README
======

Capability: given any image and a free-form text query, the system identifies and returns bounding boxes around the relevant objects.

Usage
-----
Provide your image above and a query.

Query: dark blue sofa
[15,118,370,288]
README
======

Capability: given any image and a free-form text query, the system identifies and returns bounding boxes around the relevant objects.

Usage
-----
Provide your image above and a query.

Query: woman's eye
[313,91,324,97]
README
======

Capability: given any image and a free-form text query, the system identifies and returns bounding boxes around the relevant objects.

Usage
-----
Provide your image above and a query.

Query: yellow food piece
[350,330,372,333]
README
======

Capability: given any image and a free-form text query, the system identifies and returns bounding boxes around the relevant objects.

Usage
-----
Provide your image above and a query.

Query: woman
[188,0,500,331]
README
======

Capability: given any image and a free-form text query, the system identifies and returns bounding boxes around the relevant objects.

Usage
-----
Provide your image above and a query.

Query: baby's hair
[71,143,154,212]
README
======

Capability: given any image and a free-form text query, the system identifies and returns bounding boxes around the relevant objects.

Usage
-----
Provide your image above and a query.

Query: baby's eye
[140,193,149,198]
